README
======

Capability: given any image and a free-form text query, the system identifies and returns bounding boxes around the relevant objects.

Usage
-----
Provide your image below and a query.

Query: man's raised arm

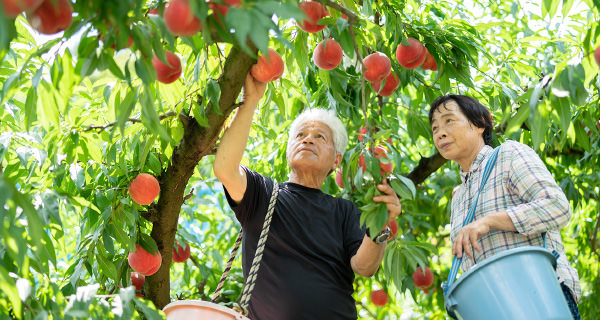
[213,74,267,203]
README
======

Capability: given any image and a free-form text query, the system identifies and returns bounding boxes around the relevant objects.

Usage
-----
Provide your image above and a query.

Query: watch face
[375,228,391,244]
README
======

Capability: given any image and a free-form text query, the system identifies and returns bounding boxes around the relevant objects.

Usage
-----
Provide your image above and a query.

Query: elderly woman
[429,94,581,319]
[213,74,401,320]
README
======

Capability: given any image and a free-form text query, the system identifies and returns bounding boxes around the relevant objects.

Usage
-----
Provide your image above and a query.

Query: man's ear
[332,152,343,171]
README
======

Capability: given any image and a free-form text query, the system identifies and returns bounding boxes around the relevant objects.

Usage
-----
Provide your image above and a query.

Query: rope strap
[211,182,279,316]
[212,231,243,302]
[443,147,500,293]
[238,182,279,310]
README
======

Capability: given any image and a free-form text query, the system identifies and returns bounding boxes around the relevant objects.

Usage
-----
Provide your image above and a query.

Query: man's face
[430,100,485,164]
[287,121,340,176]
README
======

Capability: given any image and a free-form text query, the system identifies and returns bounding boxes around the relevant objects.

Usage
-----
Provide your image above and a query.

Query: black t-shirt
[223,167,365,320]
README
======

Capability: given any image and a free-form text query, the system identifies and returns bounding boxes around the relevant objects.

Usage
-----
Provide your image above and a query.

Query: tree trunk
[146,45,258,310]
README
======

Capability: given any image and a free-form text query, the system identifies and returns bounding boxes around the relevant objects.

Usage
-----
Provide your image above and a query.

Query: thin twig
[183,188,195,201]
[320,0,359,25]
[85,111,177,132]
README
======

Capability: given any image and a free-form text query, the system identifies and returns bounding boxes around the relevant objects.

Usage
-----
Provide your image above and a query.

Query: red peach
[396,37,426,69]
[362,52,391,83]
[250,49,284,82]
[129,173,161,205]
[297,1,329,33]
[26,0,72,35]
[128,244,162,276]
[164,0,202,37]
[313,39,343,70]
[152,51,182,84]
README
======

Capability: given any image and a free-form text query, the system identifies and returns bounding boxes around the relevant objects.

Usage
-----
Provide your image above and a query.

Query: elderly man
[429,94,581,319]
[213,74,401,320]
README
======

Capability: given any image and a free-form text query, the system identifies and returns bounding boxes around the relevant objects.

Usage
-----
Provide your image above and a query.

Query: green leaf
[390,175,416,200]
[96,251,118,281]
[133,297,165,320]
[0,264,21,317]
[140,86,173,144]
[135,58,155,85]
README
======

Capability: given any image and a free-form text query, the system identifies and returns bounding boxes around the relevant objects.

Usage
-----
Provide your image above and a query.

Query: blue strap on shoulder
[442,147,501,294]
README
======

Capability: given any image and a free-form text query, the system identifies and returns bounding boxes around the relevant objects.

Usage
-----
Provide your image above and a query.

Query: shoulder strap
[212,182,279,314]
[443,147,501,294]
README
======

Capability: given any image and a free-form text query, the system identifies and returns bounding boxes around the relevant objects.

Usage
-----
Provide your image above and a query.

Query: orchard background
[1,0,599,319]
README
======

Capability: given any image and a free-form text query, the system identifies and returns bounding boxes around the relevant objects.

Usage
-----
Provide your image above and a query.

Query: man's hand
[372,179,402,223]
[453,218,489,260]
[243,73,267,106]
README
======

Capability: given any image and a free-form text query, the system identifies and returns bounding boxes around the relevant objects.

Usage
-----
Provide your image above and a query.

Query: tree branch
[407,152,448,186]
[84,111,177,132]
[320,0,359,25]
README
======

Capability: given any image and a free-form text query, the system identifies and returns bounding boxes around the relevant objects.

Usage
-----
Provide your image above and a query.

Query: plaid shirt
[450,140,581,302]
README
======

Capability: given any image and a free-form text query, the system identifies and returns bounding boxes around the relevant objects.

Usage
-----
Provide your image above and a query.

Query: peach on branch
[335,169,344,188]
[358,146,393,175]
[128,244,162,276]
[172,241,191,263]
[26,0,72,35]
[250,49,284,82]
[396,37,426,69]
[421,48,437,71]
[412,265,434,289]
[313,39,343,70]
[164,0,202,37]
[129,173,160,205]
[372,71,399,97]
[297,1,329,33]
[152,51,182,84]
[370,289,389,306]
[595,46,600,67]
[362,52,391,83]
[1,0,43,18]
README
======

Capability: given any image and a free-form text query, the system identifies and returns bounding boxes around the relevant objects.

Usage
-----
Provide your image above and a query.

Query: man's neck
[288,170,325,189]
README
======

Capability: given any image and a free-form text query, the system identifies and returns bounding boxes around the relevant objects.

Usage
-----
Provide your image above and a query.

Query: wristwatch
[373,227,391,244]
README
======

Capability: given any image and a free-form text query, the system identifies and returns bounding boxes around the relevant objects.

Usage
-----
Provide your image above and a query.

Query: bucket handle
[443,147,500,294]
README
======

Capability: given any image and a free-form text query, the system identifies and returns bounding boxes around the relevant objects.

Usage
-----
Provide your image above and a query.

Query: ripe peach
[152,51,182,84]
[335,169,344,188]
[313,39,343,70]
[1,0,43,18]
[357,126,368,142]
[210,0,241,23]
[362,52,391,83]
[358,146,393,175]
[421,48,437,71]
[396,37,426,69]
[595,46,600,67]
[129,173,161,205]
[372,71,399,97]
[128,244,162,276]
[412,266,434,289]
[131,272,145,290]
[26,0,72,35]
[164,0,202,37]
[172,241,191,263]
[250,49,284,82]
[297,1,329,33]
[370,289,389,306]
[387,219,398,239]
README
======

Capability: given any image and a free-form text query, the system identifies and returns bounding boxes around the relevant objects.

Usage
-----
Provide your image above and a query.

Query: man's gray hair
[286,108,348,156]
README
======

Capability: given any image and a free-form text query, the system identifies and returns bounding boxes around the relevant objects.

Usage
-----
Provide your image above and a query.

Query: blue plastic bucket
[445,246,571,320]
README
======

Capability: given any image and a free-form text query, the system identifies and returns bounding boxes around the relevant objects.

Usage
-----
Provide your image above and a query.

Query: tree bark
[146,45,257,310]
[407,152,448,186]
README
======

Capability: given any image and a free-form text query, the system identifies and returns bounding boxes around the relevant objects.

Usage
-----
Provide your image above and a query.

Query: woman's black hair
[428,95,494,146]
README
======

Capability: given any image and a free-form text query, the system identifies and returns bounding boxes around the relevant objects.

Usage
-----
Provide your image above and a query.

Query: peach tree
[0,0,599,319]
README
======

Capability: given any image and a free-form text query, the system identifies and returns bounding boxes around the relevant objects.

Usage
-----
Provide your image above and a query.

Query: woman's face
[431,100,485,169]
